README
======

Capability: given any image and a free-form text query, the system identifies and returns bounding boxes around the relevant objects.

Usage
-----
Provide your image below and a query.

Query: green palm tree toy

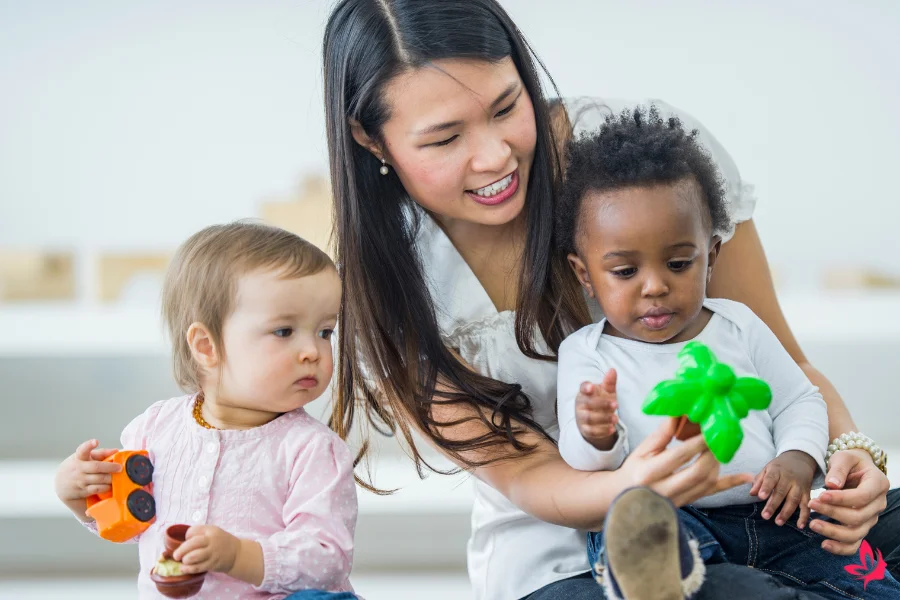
[642,341,772,463]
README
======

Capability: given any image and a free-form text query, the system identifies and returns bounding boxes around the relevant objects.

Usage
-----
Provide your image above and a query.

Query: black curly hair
[556,105,730,255]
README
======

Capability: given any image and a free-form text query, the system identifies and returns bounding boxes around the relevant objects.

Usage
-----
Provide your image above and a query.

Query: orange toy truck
[85,450,156,542]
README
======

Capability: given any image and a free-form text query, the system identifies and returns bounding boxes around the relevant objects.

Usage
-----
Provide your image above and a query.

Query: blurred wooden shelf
[0,252,76,302]
[260,175,334,257]
[97,253,170,303]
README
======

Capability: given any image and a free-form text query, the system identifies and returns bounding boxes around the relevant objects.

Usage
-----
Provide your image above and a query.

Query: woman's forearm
[483,447,622,531]
[798,361,857,440]
[427,369,624,531]
[424,408,621,530]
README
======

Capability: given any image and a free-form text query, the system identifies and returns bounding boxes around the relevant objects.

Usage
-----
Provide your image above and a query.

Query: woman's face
[374,57,537,229]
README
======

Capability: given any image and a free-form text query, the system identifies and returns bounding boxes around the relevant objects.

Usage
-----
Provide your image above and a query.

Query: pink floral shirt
[86,395,357,599]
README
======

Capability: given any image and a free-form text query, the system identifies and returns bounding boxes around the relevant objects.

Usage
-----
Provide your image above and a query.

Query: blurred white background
[1,1,899,598]
[2,0,899,285]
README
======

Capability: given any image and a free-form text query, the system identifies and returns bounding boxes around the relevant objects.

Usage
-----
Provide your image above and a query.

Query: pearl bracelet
[824,432,888,475]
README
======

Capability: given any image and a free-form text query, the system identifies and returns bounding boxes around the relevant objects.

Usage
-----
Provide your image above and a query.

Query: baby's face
[215,266,341,414]
[570,178,718,344]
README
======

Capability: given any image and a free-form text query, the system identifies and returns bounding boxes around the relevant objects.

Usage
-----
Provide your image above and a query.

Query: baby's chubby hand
[750,450,817,528]
[55,439,122,503]
[173,525,240,575]
[575,369,620,451]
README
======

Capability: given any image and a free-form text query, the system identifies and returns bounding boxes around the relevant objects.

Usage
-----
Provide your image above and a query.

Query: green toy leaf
[732,378,772,410]
[701,400,744,463]
[687,395,712,424]
[679,341,716,373]
[643,380,704,417]
[641,341,772,463]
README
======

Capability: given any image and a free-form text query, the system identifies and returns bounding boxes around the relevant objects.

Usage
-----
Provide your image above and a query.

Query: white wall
[2,0,899,288]
[0,0,334,251]
[504,0,900,288]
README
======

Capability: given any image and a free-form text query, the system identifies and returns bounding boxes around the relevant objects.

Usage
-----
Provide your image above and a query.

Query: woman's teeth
[471,173,513,197]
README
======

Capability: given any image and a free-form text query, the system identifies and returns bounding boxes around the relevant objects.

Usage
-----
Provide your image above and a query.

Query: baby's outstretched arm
[557,330,630,472]
[55,439,122,522]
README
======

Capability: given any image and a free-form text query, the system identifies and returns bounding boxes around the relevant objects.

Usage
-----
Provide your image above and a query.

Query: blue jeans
[587,499,900,600]
[679,500,900,599]
[283,591,357,599]
[534,489,900,600]
[522,565,830,599]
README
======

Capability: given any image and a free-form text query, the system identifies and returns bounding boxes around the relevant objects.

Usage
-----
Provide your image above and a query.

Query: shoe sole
[604,488,683,600]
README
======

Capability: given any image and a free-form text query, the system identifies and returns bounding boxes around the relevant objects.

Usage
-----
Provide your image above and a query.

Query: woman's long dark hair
[323,0,590,488]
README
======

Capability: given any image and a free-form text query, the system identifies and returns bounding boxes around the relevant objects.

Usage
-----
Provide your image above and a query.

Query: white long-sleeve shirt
[557,298,828,508]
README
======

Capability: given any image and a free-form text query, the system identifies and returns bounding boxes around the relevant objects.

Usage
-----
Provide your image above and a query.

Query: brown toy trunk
[674,416,701,441]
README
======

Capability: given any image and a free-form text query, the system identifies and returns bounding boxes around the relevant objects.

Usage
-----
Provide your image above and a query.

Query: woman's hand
[807,449,890,555]
[620,417,753,507]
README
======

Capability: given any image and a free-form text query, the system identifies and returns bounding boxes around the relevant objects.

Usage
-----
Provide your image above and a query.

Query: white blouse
[413,98,758,600]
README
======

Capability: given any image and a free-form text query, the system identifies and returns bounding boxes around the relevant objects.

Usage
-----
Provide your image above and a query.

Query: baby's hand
[750,450,817,528]
[575,369,620,451]
[55,439,122,503]
[174,525,240,575]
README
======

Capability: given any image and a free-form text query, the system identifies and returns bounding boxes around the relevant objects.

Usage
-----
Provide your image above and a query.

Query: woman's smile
[466,169,519,206]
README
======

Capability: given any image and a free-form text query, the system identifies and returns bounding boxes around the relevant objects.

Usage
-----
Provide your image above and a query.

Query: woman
[321,1,898,598]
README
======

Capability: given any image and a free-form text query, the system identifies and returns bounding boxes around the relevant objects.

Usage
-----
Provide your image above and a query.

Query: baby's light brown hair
[162,221,335,392]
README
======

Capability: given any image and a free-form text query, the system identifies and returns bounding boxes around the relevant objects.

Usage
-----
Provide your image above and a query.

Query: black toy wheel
[127,489,156,522]
[125,454,154,486]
